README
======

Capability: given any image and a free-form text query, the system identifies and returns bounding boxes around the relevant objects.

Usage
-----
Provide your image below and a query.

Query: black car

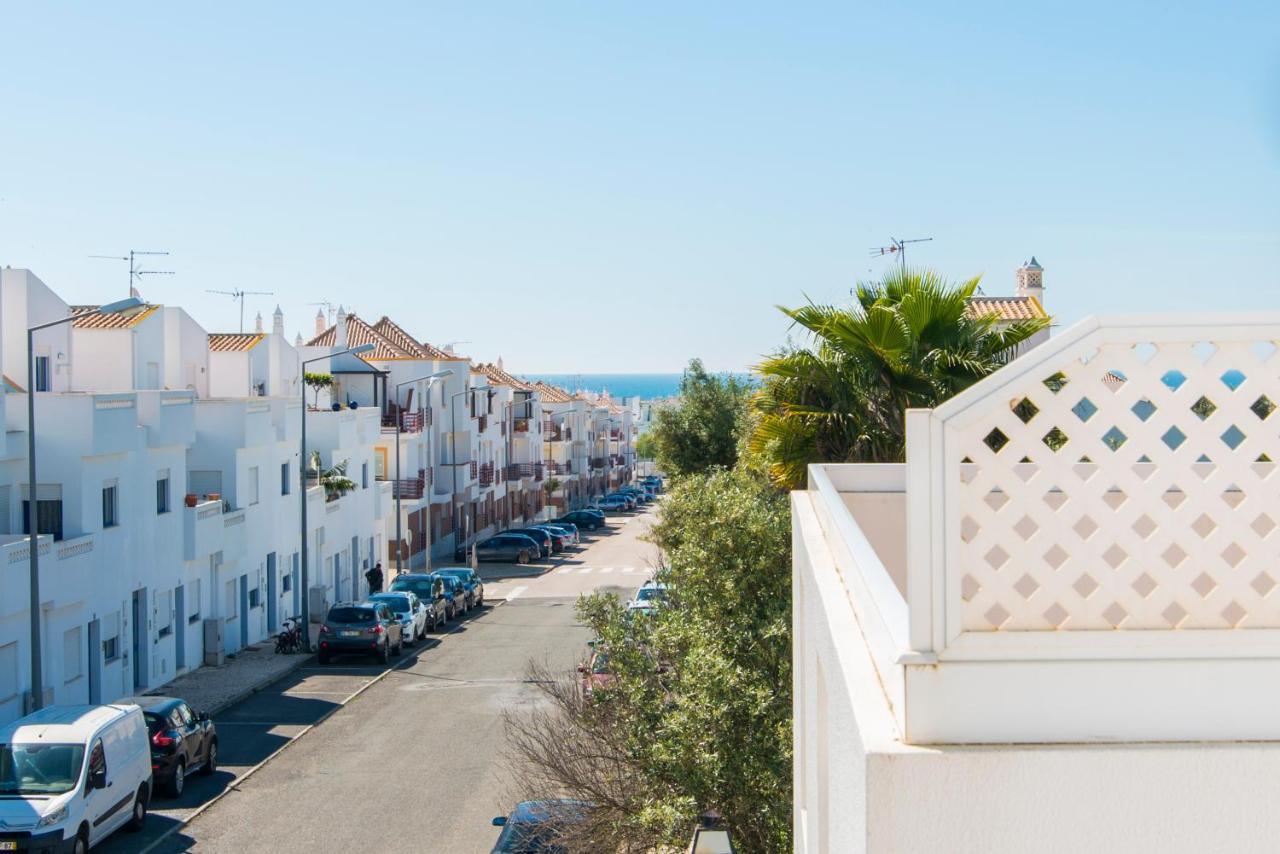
[507,527,554,558]
[319,601,404,664]
[556,510,604,531]
[492,799,591,853]
[433,573,469,619]
[125,695,217,797]
[389,573,449,629]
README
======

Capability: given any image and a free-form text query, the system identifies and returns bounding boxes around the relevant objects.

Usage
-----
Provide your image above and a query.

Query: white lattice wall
[939,322,1280,632]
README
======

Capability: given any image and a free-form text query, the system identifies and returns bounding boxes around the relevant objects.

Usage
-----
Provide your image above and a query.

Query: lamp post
[299,343,375,653]
[26,297,145,710]
[393,370,453,574]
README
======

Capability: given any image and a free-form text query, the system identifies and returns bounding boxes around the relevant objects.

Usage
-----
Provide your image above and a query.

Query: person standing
[365,561,384,594]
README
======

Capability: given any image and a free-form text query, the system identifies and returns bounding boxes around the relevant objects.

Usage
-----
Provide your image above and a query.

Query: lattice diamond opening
[1161,369,1187,391]
[1130,398,1157,422]
[1221,425,1247,450]
[1252,513,1276,538]
[1222,601,1247,627]
[1042,427,1069,452]
[1013,397,1039,424]
[1042,372,1069,394]
[1131,573,1157,598]
[1221,369,1247,391]
[1073,574,1099,598]
[1073,515,1098,540]
[1101,426,1128,451]
[1191,395,1217,420]
[1043,544,1069,570]
[1252,572,1276,597]
[1192,514,1217,538]
[1162,426,1187,450]
[1251,395,1276,420]
[1102,602,1129,627]
[1131,515,1157,539]
[1013,574,1040,599]
[983,427,1010,454]
[1072,398,1098,422]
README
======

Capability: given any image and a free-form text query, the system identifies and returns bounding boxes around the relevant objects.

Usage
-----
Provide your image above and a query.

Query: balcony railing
[590,457,606,470]
[534,462,544,482]
[507,462,535,481]
[382,407,430,433]
[479,462,494,487]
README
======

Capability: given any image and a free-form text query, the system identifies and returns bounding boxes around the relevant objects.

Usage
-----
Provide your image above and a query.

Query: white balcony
[794,314,1280,853]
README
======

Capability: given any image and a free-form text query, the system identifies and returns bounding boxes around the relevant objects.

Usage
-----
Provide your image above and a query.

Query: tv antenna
[869,236,933,268]
[207,288,275,333]
[89,250,174,298]
[309,301,337,327]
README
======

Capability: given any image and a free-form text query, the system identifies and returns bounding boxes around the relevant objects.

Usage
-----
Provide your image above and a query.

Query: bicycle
[275,615,304,654]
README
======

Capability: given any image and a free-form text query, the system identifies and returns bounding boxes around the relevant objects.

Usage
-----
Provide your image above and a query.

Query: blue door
[267,553,278,633]
[239,575,249,648]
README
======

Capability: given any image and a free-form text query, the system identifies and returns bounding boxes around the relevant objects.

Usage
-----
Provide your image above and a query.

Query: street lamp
[26,297,145,710]
[298,343,375,652]
[687,812,735,854]
[393,370,453,574]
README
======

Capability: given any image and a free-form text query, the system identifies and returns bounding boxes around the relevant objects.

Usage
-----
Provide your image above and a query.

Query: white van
[0,704,152,853]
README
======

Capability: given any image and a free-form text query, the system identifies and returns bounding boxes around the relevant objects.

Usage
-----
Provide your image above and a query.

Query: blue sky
[1,2,1277,372]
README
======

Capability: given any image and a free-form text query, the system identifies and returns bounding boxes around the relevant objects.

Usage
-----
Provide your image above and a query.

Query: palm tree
[309,451,357,500]
[749,267,1050,488]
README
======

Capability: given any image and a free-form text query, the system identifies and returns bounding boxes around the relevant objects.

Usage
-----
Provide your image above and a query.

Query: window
[282,573,292,593]
[374,447,387,480]
[157,476,170,514]
[88,739,107,780]
[34,356,50,392]
[63,627,82,683]
[281,462,290,496]
[188,579,202,624]
[101,485,118,529]
[249,586,261,609]
[248,466,260,506]
[156,589,173,638]
[362,462,369,489]
[102,636,119,663]
[0,642,18,703]
[176,703,194,726]
[21,499,63,541]
[224,579,237,620]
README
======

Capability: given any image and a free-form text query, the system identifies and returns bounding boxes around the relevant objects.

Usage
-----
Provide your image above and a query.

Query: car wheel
[166,759,185,798]
[517,550,529,565]
[72,828,89,854]
[202,739,218,776]
[127,784,148,831]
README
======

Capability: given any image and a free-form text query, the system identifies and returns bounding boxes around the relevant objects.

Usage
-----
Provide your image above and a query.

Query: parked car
[125,695,217,798]
[433,572,469,619]
[369,591,428,643]
[468,533,541,564]
[319,601,403,664]
[528,524,571,552]
[606,492,638,510]
[507,528,554,558]
[594,497,628,514]
[556,510,604,531]
[0,703,152,853]
[545,520,580,543]
[388,573,448,630]
[640,475,663,493]
[577,646,615,698]
[435,567,485,609]
[618,486,652,504]
[626,583,668,615]
[491,799,592,853]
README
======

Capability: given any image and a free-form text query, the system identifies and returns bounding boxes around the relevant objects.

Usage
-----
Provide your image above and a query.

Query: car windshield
[635,588,662,602]
[591,653,610,674]
[328,607,375,623]
[391,578,432,596]
[0,743,86,795]
[373,595,411,614]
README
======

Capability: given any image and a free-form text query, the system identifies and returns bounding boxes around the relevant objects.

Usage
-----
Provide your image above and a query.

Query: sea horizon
[521,371,752,401]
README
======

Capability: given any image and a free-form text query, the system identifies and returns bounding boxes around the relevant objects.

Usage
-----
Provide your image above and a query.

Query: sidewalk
[147,625,319,716]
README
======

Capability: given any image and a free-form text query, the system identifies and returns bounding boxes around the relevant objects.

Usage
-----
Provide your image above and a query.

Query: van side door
[84,737,124,845]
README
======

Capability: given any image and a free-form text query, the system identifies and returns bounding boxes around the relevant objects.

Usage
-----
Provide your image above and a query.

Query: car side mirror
[90,769,107,790]
[492,817,507,827]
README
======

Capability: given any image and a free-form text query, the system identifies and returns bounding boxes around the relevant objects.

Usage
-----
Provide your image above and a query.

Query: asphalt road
[99,505,657,854]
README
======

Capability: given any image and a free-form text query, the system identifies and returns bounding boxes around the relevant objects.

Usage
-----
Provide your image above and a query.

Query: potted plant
[303,372,334,410]
[309,451,357,501]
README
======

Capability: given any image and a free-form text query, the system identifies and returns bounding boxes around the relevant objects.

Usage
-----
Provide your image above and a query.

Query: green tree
[750,267,1050,488]
[303,372,333,409]
[652,359,752,478]
[506,468,792,852]
[634,430,657,461]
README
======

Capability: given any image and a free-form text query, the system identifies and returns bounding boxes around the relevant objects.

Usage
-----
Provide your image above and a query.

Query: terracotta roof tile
[208,332,265,352]
[71,304,161,329]
[306,313,408,360]
[531,381,573,403]
[473,362,534,390]
[964,296,1048,322]
[371,317,458,360]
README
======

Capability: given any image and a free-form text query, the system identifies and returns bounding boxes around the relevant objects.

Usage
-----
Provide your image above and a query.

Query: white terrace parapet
[808,314,1280,745]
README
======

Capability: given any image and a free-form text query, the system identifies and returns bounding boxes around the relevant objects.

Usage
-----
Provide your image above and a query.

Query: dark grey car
[389,573,448,630]
[318,602,403,664]
[473,533,540,564]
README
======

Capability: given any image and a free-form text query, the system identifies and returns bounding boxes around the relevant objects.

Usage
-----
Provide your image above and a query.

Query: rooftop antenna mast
[89,250,174,298]
[309,301,336,326]
[869,236,933,269]
[207,288,275,333]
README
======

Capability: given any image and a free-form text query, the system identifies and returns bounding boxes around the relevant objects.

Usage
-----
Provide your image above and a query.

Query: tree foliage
[507,468,792,852]
[651,359,752,478]
[303,371,334,408]
[750,267,1051,488]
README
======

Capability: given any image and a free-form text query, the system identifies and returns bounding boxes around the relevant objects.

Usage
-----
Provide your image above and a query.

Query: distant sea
[522,372,751,401]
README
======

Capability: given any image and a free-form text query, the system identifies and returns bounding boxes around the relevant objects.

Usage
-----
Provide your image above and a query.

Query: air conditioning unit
[308,586,330,623]
[203,617,225,666]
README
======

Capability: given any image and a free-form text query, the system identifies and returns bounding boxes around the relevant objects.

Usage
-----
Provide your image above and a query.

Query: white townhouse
[472,362,550,527]
[532,382,593,512]
[793,312,1280,852]
[0,270,389,725]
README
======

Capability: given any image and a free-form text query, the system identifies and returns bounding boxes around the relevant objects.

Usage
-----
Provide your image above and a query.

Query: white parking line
[600,567,614,574]
[579,567,593,574]
[556,567,575,575]
[505,585,528,602]
[621,567,635,574]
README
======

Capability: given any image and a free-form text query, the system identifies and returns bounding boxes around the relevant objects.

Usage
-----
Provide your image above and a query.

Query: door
[87,619,102,704]
[239,575,249,649]
[175,702,205,767]
[351,536,360,597]
[85,737,129,845]
[266,553,278,633]
[131,588,148,692]
[174,586,186,671]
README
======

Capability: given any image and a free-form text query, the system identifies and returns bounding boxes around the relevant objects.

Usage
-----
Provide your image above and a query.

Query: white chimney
[295,332,303,348]
[254,311,264,334]
[335,305,348,348]
[1016,256,1045,308]
[497,355,504,372]
[314,308,326,338]
[273,305,284,336]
